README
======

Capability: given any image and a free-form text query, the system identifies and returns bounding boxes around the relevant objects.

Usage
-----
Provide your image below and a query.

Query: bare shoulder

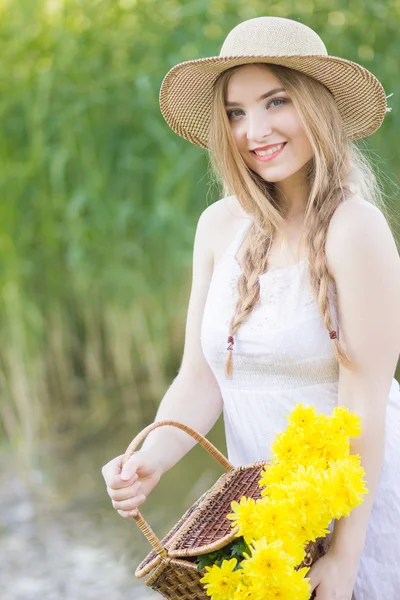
[325,195,397,278]
[200,195,251,264]
[200,194,249,224]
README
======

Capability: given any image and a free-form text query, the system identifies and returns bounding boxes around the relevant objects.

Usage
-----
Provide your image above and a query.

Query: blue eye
[269,98,286,109]
[227,109,243,119]
[226,98,286,119]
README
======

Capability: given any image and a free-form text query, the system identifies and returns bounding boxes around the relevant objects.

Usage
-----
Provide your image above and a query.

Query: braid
[225,223,272,377]
[306,189,356,371]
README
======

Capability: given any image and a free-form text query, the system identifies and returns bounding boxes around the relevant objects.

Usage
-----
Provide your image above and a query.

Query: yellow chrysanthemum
[252,497,303,545]
[270,431,299,466]
[281,537,307,567]
[258,567,311,600]
[332,406,362,438]
[232,574,257,600]
[242,538,297,585]
[200,558,242,600]
[263,480,294,502]
[301,415,331,448]
[259,462,290,491]
[227,496,258,544]
[287,482,322,520]
[324,457,368,518]
[241,542,311,600]
[286,403,318,428]
[293,513,331,546]
[322,435,350,462]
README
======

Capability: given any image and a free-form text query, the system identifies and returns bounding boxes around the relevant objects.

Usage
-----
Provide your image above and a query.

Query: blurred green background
[0,0,398,598]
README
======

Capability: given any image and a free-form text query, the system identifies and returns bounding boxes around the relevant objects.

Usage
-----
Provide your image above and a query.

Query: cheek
[286,123,313,158]
[299,134,314,158]
[231,124,245,145]
[278,109,303,136]
[283,113,304,137]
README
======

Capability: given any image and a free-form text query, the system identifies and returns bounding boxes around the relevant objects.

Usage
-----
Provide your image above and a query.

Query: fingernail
[120,471,130,481]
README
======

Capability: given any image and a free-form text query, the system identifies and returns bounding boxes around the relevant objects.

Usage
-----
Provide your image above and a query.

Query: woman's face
[225,64,314,183]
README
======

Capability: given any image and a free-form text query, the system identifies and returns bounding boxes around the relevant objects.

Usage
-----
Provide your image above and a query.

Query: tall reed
[0,0,398,462]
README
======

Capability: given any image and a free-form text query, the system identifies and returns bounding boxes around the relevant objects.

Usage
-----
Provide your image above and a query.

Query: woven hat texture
[159,16,389,149]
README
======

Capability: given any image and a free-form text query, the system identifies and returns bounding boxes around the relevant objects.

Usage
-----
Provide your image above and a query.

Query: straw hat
[159,16,390,149]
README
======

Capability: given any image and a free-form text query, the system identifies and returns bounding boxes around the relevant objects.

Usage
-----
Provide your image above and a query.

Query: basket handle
[121,420,234,557]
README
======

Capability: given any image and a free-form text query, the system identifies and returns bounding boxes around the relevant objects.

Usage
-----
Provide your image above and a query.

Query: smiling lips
[251,142,287,162]
[252,142,286,156]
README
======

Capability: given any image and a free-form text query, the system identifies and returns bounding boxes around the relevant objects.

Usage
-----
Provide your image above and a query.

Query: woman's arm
[138,200,230,475]
[102,202,230,515]
[325,198,400,562]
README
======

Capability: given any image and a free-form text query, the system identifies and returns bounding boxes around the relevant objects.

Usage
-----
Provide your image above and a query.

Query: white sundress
[200,215,400,600]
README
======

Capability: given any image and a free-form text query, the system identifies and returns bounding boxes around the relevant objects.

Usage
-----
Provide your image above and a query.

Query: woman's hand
[101,449,164,518]
[306,550,359,599]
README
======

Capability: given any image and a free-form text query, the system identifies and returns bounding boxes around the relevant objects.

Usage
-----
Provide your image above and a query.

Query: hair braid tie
[329,330,337,340]
[227,335,234,350]
[225,335,234,378]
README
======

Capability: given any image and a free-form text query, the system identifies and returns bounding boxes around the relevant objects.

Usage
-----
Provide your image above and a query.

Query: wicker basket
[122,420,331,600]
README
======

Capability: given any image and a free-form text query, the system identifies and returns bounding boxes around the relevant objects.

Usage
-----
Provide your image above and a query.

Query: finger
[313,585,324,599]
[104,461,139,489]
[117,509,138,518]
[306,566,319,593]
[120,454,146,481]
[101,455,125,484]
[107,482,142,501]
[112,494,146,512]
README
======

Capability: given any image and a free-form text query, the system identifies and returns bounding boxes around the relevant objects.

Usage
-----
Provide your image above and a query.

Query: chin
[256,168,295,183]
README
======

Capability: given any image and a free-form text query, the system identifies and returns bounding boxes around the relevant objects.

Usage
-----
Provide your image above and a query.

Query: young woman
[102,16,400,599]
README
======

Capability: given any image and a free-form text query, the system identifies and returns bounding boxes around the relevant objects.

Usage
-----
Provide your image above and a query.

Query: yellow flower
[324,457,368,518]
[322,435,350,462]
[288,482,322,518]
[281,537,307,566]
[242,538,297,584]
[270,431,299,466]
[250,497,300,547]
[286,403,318,429]
[331,406,362,438]
[259,568,312,600]
[259,462,290,491]
[241,540,311,600]
[232,574,256,600]
[200,558,242,600]
[227,496,258,544]
[269,484,299,504]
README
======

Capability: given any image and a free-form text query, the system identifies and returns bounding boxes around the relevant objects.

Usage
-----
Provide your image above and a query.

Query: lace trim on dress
[210,352,339,390]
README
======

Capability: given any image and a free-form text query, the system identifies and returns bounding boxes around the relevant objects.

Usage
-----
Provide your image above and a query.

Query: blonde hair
[207,62,392,378]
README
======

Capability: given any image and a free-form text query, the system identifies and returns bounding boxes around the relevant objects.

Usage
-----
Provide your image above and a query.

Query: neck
[274,168,309,222]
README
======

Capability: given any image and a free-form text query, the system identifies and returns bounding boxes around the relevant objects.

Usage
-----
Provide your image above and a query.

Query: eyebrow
[224,87,285,107]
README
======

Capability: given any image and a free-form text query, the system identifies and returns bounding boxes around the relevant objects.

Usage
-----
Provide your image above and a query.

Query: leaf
[196,554,217,570]
[229,538,250,557]
[195,536,249,571]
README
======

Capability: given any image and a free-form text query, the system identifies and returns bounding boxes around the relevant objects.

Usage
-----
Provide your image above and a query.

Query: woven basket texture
[136,462,265,577]
[135,460,331,600]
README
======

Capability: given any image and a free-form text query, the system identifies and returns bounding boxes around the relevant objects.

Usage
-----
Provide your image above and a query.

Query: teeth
[254,143,285,156]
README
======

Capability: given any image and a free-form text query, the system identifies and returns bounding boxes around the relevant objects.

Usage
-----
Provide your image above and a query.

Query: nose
[246,110,273,143]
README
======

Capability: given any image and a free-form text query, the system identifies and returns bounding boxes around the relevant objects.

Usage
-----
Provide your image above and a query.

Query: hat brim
[159,54,387,149]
